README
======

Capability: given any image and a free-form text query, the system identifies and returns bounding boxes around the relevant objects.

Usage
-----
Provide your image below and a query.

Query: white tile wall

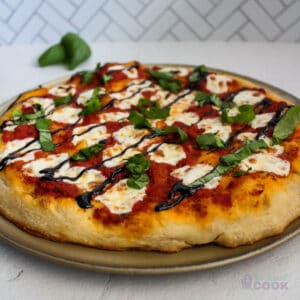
[0,0,299,45]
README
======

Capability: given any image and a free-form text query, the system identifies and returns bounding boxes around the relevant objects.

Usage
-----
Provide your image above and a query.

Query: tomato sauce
[2,124,38,142]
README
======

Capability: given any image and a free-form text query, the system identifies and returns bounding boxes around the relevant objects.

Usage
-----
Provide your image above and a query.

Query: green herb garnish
[195,91,233,109]
[232,167,252,177]
[79,87,101,116]
[102,74,112,85]
[148,70,181,93]
[79,63,101,84]
[71,142,104,161]
[153,126,188,143]
[126,153,150,189]
[195,133,225,150]
[137,98,170,119]
[54,94,72,107]
[35,118,55,151]
[12,105,44,125]
[273,104,300,144]
[188,65,208,84]
[221,105,255,124]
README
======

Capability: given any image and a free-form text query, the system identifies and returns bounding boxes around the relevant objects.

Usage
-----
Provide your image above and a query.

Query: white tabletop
[0,42,299,300]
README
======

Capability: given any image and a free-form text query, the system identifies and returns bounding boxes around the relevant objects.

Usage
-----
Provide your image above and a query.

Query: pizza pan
[0,65,299,275]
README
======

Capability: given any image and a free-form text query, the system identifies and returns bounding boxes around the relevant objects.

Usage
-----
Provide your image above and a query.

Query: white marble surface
[0,42,299,300]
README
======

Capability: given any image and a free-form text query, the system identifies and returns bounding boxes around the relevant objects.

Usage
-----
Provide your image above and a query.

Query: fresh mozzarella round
[98,111,129,123]
[165,112,199,126]
[149,143,186,165]
[23,97,55,115]
[206,74,232,94]
[113,125,149,147]
[0,138,35,161]
[72,125,109,147]
[48,84,76,97]
[94,179,146,214]
[250,113,275,129]
[158,67,191,77]
[233,90,265,106]
[49,107,82,124]
[76,88,105,105]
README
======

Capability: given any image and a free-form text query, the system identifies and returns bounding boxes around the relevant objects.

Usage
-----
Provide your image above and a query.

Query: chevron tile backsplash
[0,0,299,45]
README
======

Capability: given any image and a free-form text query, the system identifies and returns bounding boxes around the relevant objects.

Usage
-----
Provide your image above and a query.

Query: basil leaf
[79,87,101,116]
[196,133,225,150]
[35,119,55,151]
[126,153,150,174]
[61,32,91,70]
[195,92,222,107]
[12,109,23,119]
[221,105,255,124]
[54,94,72,107]
[12,105,44,125]
[190,139,267,187]
[128,110,152,129]
[102,74,112,85]
[188,65,208,84]
[38,44,66,67]
[138,98,170,119]
[154,126,188,143]
[126,153,150,189]
[71,142,104,161]
[273,104,300,143]
[127,173,149,189]
[148,70,181,93]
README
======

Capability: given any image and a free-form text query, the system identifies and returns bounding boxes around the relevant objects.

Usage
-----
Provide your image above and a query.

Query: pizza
[0,61,300,252]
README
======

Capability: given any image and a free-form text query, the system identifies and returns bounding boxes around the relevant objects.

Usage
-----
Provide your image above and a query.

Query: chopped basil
[79,62,101,84]
[189,139,267,187]
[71,142,104,161]
[138,98,170,119]
[188,65,208,84]
[128,110,152,129]
[221,105,255,124]
[153,126,188,143]
[79,87,101,116]
[102,74,112,85]
[126,153,150,189]
[273,104,300,144]
[148,69,181,93]
[54,94,72,107]
[195,133,225,150]
[12,105,44,125]
[35,118,55,151]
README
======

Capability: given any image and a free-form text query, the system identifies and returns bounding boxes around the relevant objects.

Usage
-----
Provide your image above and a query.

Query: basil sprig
[35,118,55,151]
[128,111,187,143]
[12,104,44,125]
[138,98,170,119]
[148,70,181,93]
[195,91,233,109]
[189,139,267,187]
[79,62,101,84]
[195,133,225,150]
[232,167,252,177]
[221,105,255,124]
[126,153,150,189]
[273,104,300,143]
[79,87,101,116]
[54,94,72,107]
[102,74,112,85]
[71,142,104,161]
[38,32,91,70]
[188,65,208,84]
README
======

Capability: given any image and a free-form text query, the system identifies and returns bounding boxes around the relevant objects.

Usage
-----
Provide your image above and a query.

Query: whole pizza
[0,61,299,252]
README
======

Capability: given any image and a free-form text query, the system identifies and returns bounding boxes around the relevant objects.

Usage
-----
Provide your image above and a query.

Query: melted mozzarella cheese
[48,84,76,97]
[72,125,109,146]
[55,164,106,191]
[98,111,129,123]
[237,132,257,141]
[113,125,149,147]
[169,92,196,116]
[49,107,82,124]
[206,74,232,94]
[8,141,40,164]
[123,68,138,79]
[171,164,220,188]
[24,97,55,115]
[158,67,190,77]
[76,88,105,105]
[165,112,199,126]
[197,117,231,141]
[250,113,275,129]
[149,143,186,166]
[94,179,146,214]
[239,153,290,176]
[107,65,124,71]
[22,153,69,177]
[102,145,140,168]
[233,90,265,106]
[0,137,34,161]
